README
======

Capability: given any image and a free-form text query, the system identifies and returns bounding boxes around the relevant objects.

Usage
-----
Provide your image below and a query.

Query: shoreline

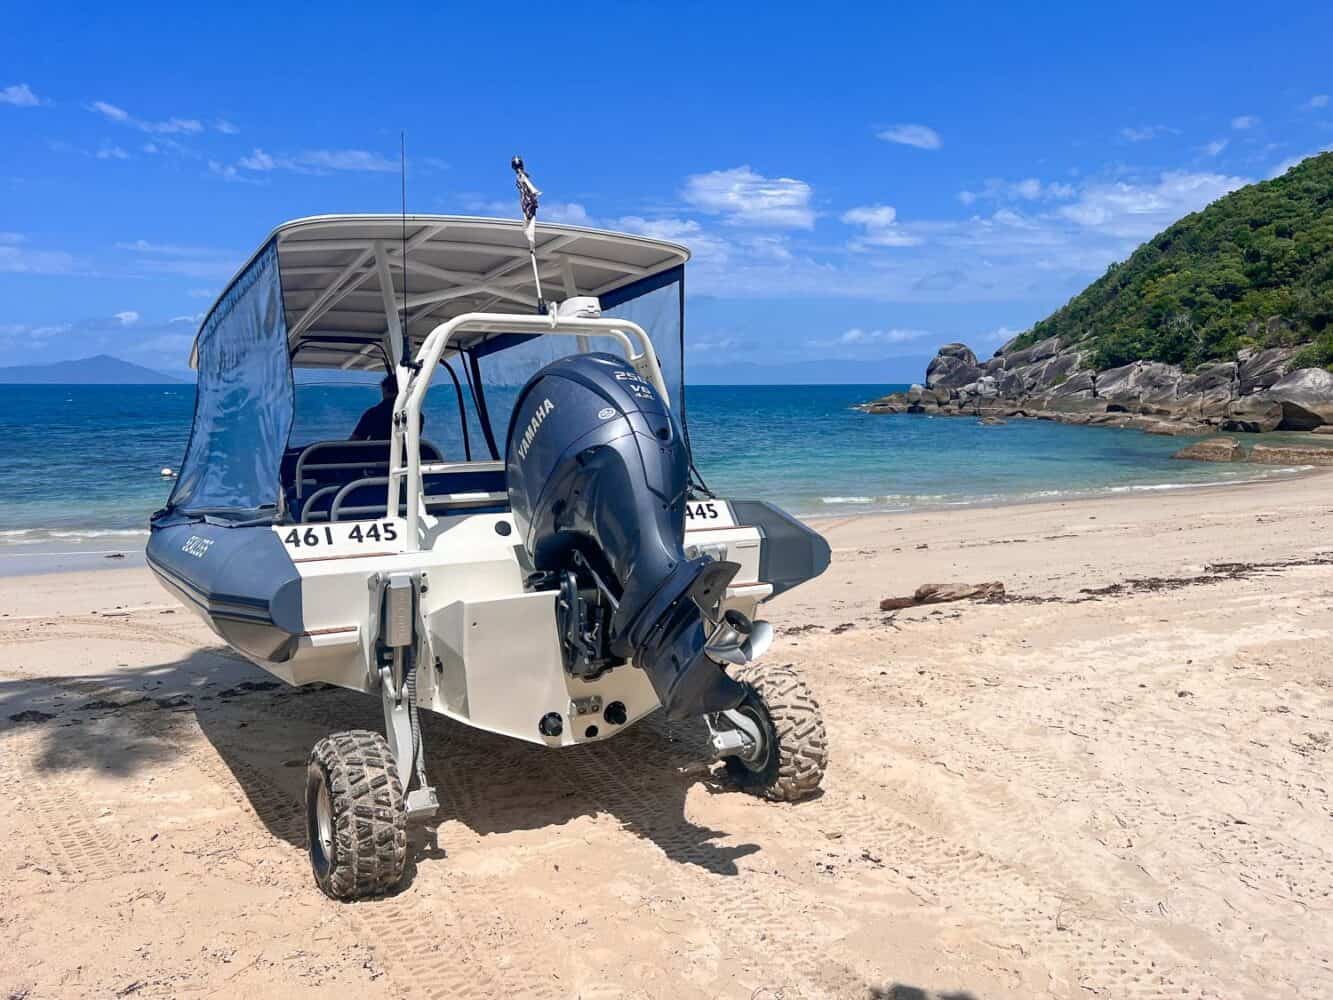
[801,461,1333,527]
[3,465,1330,579]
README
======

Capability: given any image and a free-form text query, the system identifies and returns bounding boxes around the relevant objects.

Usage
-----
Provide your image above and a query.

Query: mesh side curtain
[473,266,687,442]
[165,240,293,522]
[600,265,685,419]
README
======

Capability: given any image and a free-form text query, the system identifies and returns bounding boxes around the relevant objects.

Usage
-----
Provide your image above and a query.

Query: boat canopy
[163,215,692,524]
[189,215,689,372]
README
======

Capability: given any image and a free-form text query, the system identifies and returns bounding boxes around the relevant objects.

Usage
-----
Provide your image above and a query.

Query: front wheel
[723,662,827,801]
[306,729,407,900]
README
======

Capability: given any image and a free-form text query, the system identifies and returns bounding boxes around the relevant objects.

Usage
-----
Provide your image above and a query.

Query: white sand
[2,472,1331,998]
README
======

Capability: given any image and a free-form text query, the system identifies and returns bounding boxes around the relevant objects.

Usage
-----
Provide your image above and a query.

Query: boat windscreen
[472,265,686,440]
[162,240,293,524]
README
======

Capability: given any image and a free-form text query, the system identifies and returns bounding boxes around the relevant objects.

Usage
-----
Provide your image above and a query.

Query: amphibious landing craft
[149,186,830,898]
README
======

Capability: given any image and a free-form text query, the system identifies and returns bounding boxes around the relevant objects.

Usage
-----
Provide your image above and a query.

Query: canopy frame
[190,215,689,374]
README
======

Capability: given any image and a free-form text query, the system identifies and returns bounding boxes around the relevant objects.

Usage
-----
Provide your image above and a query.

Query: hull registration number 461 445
[280,520,399,549]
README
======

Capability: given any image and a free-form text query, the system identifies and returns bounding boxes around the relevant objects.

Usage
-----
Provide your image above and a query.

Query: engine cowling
[505,352,746,719]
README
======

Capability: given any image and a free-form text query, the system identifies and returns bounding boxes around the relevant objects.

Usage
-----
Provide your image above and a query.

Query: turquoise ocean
[0,383,1312,554]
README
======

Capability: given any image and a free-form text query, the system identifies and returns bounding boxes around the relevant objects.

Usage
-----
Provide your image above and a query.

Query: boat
[148,203,831,898]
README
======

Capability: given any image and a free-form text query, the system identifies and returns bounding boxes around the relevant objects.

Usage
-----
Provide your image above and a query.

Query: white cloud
[224,147,398,176]
[836,327,930,345]
[806,326,935,358]
[1231,115,1259,130]
[877,124,942,150]
[91,100,130,122]
[114,310,139,326]
[1057,170,1248,239]
[682,166,815,229]
[956,178,1074,205]
[1120,125,1176,143]
[1267,146,1333,179]
[214,119,239,134]
[96,145,129,160]
[1305,95,1330,110]
[299,149,397,172]
[543,202,592,225]
[0,322,70,346]
[116,239,223,256]
[1202,138,1229,157]
[0,83,42,107]
[129,331,196,359]
[117,239,240,279]
[616,216,701,241]
[238,148,277,171]
[90,100,202,134]
[841,204,921,247]
[615,216,732,265]
[689,336,739,353]
[0,234,79,275]
[976,326,1021,348]
[208,160,252,183]
[1012,178,1043,199]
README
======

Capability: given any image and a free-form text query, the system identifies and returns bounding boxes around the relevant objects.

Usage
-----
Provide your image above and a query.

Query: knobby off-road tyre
[306,729,407,900]
[723,662,828,801]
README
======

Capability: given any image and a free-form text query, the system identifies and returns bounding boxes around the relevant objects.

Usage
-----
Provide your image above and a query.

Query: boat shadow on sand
[0,645,771,886]
[1,648,982,1000]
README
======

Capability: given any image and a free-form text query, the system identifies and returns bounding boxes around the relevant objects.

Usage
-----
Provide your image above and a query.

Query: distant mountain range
[0,354,186,384]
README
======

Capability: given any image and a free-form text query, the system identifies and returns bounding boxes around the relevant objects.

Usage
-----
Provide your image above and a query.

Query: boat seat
[282,439,443,519]
[320,466,510,523]
[300,485,341,523]
[287,439,443,499]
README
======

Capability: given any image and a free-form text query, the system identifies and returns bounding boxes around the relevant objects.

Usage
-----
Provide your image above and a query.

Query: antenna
[511,156,545,312]
[400,132,408,363]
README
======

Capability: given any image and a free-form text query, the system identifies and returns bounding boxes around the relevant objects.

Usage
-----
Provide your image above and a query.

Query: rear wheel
[306,729,407,900]
[723,662,827,801]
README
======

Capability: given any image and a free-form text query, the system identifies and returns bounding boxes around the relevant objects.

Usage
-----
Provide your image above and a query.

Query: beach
[1,474,1330,999]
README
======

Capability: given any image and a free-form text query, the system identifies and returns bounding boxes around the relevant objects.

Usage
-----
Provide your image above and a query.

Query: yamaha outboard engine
[506,352,747,719]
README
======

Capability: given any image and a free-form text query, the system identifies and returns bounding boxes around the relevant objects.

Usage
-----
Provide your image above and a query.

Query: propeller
[704,609,773,666]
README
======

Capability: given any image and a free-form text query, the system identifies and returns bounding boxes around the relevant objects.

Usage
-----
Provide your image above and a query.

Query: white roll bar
[388,311,669,551]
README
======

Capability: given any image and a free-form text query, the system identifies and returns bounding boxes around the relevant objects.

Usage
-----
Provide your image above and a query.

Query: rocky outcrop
[1238,346,1298,394]
[1221,396,1283,433]
[1180,362,1238,419]
[1247,443,1333,466]
[925,343,983,390]
[1263,368,1333,430]
[1173,438,1243,462]
[862,336,1333,436]
[1098,361,1185,413]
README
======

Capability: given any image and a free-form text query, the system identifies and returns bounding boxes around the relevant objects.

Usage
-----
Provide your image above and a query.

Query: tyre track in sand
[201,685,566,1000]
[0,727,142,883]
[777,657,1267,999]
[242,683,871,997]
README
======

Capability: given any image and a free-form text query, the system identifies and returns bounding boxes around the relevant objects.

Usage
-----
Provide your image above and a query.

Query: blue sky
[2,2,1331,379]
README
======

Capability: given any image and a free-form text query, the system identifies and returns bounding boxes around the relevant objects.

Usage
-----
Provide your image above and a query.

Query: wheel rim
[730,701,774,774]
[315,779,335,861]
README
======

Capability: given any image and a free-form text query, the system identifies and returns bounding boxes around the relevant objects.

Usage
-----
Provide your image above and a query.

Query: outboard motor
[506,352,748,719]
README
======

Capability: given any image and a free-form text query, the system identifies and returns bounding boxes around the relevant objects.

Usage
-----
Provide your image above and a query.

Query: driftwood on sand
[880,581,1005,611]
